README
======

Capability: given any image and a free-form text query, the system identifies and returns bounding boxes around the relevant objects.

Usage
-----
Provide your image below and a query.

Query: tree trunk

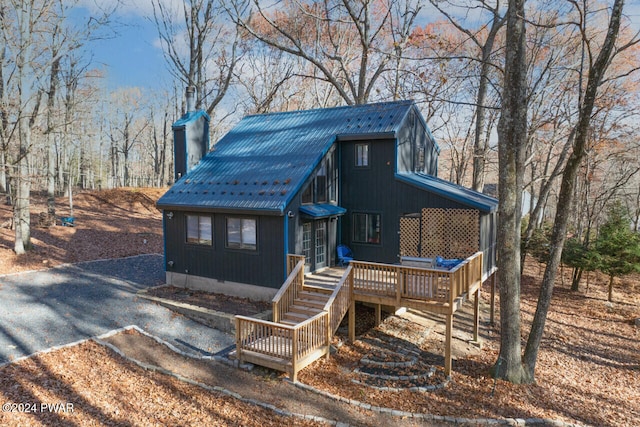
[608,274,614,302]
[523,0,625,380]
[493,0,530,384]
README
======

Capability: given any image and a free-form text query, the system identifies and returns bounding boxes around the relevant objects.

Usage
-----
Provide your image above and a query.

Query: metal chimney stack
[186,86,196,113]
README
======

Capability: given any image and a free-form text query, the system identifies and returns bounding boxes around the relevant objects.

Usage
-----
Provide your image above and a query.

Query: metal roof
[299,204,347,218]
[396,172,498,213]
[158,100,416,214]
[172,110,210,129]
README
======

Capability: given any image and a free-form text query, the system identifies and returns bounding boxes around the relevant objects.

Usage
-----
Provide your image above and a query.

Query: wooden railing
[287,254,305,276]
[235,312,329,381]
[323,265,353,336]
[350,252,484,308]
[236,252,484,381]
[272,259,305,323]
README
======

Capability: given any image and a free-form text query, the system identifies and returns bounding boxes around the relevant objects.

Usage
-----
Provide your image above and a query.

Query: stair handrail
[272,259,305,323]
[321,265,353,336]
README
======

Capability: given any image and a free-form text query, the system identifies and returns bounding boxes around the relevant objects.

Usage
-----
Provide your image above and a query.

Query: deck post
[326,313,331,360]
[292,327,298,382]
[375,304,381,326]
[445,312,453,376]
[235,317,242,364]
[348,300,356,342]
[473,287,480,343]
[396,267,403,306]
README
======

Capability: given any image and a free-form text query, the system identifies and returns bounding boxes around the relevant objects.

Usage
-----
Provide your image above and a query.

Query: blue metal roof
[172,110,210,128]
[158,100,416,214]
[299,204,346,218]
[396,172,498,213]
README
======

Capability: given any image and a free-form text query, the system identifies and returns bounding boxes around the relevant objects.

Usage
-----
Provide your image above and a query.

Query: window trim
[185,214,212,246]
[226,216,258,251]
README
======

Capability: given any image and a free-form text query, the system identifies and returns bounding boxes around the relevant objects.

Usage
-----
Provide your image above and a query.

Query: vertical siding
[164,210,285,289]
[340,134,493,269]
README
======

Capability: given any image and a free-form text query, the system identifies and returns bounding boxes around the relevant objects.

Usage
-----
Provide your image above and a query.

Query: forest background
[1,0,640,384]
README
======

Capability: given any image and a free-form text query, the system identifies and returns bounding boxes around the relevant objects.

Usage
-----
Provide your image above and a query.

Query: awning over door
[299,204,346,219]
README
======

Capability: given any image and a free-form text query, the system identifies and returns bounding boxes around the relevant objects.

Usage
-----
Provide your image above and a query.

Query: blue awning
[299,204,346,218]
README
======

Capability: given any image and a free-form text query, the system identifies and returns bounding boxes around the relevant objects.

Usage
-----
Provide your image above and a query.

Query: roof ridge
[242,99,415,120]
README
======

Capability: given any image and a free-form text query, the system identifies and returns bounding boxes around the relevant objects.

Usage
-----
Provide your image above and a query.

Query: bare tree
[428,0,505,191]
[152,0,240,117]
[227,0,424,105]
[523,0,636,379]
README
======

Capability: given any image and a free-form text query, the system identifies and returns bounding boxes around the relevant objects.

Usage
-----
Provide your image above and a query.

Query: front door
[315,221,327,270]
[302,222,312,273]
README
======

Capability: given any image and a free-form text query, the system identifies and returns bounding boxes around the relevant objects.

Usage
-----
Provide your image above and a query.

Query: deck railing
[287,254,306,276]
[323,265,353,336]
[235,312,329,381]
[272,259,305,323]
[236,252,484,381]
[350,252,484,308]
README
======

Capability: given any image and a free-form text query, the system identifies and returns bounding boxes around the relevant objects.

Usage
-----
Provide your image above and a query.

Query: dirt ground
[0,188,639,426]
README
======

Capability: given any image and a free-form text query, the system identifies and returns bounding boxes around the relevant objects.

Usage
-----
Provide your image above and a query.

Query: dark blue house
[157,100,497,300]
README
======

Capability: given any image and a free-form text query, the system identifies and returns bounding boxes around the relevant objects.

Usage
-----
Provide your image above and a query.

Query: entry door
[302,222,312,273]
[314,221,327,270]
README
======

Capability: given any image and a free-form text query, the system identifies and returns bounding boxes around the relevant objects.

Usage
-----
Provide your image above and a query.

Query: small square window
[186,215,212,245]
[353,213,381,244]
[355,143,369,167]
[227,217,257,250]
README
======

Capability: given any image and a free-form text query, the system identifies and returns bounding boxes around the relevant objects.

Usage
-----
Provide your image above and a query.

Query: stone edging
[109,326,586,427]
[291,381,586,427]
[2,325,585,427]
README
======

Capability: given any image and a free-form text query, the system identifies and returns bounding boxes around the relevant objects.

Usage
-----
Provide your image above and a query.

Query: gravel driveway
[0,254,235,364]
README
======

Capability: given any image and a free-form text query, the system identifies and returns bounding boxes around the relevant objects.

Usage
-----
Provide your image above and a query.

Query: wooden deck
[235,252,487,381]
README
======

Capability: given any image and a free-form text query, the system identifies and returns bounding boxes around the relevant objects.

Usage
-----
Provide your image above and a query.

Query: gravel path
[0,254,234,364]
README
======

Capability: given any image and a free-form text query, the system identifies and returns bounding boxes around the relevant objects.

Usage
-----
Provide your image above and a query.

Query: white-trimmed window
[355,143,369,167]
[226,217,257,250]
[353,213,381,244]
[186,214,212,245]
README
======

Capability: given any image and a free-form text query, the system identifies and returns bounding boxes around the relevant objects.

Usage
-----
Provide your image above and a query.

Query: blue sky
[75,0,173,91]
[79,0,640,93]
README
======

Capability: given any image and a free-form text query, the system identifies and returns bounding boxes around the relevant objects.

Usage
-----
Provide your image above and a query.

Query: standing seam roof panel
[157,101,415,213]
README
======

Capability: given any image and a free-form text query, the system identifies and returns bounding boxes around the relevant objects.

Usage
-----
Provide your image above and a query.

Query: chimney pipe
[185,86,196,113]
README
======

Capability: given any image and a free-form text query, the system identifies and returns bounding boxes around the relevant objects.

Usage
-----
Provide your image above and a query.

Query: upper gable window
[355,143,369,167]
[186,214,212,245]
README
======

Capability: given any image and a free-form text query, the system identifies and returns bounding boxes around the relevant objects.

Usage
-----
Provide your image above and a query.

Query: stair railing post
[291,326,298,382]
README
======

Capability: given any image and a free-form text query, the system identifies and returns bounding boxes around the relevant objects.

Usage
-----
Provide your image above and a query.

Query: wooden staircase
[235,257,352,382]
[279,288,332,326]
[234,252,486,381]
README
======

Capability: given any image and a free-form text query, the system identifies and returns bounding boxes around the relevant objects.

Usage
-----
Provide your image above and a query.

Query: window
[186,215,212,245]
[226,217,257,250]
[316,163,327,203]
[302,223,312,264]
[301,149,337,204]
[355,143,369,167]
[301,184,313,204]
[353,213,381,244]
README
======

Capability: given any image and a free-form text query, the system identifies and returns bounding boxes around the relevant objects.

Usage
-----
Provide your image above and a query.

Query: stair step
[294,298,327,309]
[283,312,312,322]
[288,305,323,316]
[298,290,331,301]
[280,319,298,326]
[303,284,336,293]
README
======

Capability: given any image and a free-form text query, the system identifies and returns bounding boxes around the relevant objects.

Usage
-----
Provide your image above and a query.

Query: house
[156,100,497,301]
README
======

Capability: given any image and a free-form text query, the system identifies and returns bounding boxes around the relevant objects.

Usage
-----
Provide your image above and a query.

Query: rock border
[2,325,586,427]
